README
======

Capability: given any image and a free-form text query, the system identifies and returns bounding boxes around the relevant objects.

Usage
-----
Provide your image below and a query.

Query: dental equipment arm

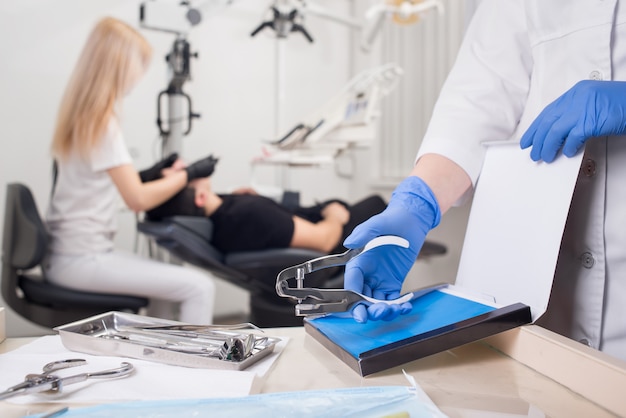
[139,0,232,155]
[139,0,233,36]
[256,63,403,166]
[298,0,361,30]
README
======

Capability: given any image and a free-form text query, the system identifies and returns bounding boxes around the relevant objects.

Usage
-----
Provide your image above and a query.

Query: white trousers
[43,250,215,324]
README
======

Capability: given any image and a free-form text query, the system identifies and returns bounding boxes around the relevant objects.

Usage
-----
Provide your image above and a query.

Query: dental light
[250,0,362,42]
[361,0,444,53]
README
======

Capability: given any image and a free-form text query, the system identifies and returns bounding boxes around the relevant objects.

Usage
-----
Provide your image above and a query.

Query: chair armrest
[19,274,148,310]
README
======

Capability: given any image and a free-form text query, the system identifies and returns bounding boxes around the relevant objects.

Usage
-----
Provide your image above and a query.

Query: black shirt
[209,194,295,252]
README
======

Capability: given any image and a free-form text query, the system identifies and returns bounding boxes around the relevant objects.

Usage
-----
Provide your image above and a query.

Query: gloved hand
[138,153,179,183]
[185,154,219,182]
[343,176,441,323]
[520,80,626,162]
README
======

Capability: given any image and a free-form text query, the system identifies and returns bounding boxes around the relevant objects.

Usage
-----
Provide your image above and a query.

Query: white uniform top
[417,0,626,360]
[46,118,132,255]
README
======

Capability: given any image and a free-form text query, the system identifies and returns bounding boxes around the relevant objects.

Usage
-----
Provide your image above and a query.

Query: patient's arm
[290,203,349,253]
[231,187,259,196]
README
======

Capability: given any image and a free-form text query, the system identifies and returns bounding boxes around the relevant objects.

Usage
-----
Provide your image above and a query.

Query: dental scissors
[0,359,134,400]
[276,235,435,316]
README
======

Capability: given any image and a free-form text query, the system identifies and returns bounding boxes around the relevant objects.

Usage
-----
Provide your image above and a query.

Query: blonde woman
[44,17,217,323]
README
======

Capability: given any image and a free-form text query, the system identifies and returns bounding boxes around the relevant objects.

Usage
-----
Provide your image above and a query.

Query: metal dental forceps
[276,235,424,316]
[0,359,134,400]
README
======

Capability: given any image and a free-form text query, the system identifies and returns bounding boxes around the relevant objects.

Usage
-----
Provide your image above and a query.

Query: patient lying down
[146,177,386,255]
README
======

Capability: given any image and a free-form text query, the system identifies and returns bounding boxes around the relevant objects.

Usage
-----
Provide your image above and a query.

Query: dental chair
[137,209,448,328]
[137,215,336,327]
[1,183,149,328]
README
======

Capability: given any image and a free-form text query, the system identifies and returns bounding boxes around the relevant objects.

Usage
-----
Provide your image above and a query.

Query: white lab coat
[417,0,626,361]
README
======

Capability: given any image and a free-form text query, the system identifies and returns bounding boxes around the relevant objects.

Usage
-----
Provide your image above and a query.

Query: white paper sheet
[0,334,287,404]
[455,143,583,321]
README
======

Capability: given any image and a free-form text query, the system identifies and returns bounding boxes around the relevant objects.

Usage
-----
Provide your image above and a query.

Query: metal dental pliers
[0,359,134,400]
[276,235,426,316]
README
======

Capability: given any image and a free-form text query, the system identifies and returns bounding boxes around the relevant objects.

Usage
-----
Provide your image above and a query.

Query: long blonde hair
[51,17,152,160]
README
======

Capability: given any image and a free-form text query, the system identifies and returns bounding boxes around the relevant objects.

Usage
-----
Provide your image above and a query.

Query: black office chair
[1,183,149,328]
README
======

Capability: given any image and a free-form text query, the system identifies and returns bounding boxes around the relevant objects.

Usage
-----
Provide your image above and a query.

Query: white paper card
[455,143,583,321]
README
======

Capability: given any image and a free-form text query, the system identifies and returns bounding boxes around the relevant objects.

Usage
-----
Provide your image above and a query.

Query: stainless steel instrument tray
[54,311,280,371]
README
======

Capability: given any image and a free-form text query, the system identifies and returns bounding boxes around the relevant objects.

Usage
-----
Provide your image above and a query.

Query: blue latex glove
[520,80,626,162]
[343,176,441,323]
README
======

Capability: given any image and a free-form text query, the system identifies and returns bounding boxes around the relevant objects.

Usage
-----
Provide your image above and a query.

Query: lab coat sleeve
[416,0,533,188]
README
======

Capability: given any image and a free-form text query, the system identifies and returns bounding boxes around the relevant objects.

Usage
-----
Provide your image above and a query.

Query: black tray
[304,285,532,376]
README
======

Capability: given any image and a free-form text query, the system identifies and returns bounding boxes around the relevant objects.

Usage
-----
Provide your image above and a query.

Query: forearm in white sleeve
[416,0,533,189]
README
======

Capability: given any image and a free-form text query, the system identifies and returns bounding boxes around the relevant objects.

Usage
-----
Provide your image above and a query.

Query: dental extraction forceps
[276,235,422,316]
[0,359,134,400]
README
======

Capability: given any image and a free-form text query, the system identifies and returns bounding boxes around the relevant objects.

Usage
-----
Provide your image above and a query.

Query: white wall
[0,0,356,336]
[0,0,472,337]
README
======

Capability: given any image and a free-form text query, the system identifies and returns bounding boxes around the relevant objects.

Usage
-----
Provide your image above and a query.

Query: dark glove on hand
[185,154,219,182]
[139,153,179,183]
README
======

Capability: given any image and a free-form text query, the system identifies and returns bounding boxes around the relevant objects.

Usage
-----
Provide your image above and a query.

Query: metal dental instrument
[101,324,268,362]
[138,322,262,333]
[276,235,428,315]
[101,330,259,361]
[0,359,134,400]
